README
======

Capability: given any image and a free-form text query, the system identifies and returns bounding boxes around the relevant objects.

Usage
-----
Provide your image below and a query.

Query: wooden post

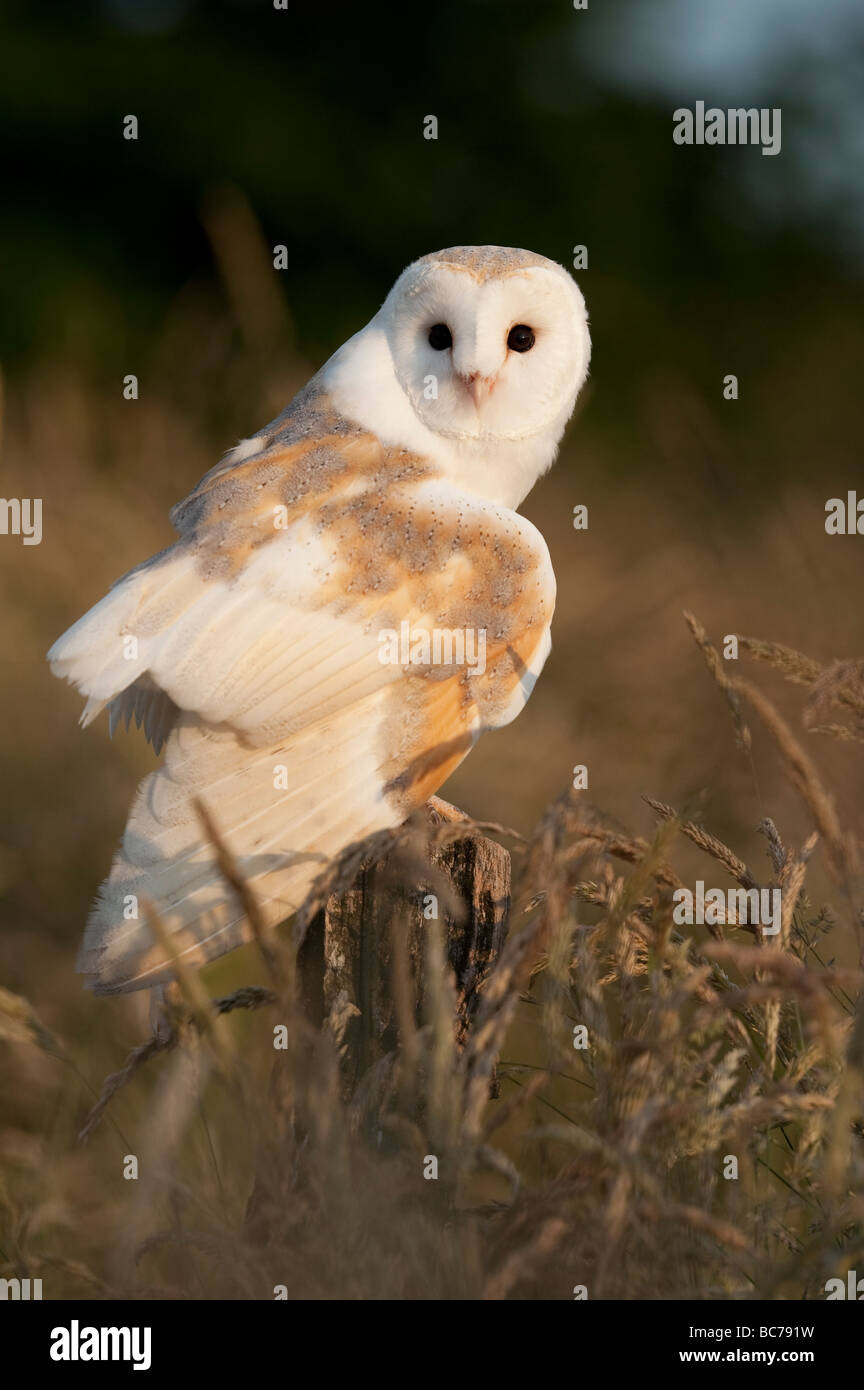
[245,798,511,1236]
[297,796,511,1090]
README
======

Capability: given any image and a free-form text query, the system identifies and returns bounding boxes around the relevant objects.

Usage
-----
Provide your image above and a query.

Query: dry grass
[1,617,863,1300]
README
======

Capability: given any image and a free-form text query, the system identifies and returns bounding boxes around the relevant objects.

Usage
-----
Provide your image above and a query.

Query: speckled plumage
[416,245,554,282]
[48,246,590,995]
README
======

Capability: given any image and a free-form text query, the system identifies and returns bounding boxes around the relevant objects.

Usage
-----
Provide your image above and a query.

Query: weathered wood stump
[297,797,511,1089]
[245,798,511,1238]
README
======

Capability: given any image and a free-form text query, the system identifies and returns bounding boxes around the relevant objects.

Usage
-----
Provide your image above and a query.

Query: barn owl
[48,246,591,995]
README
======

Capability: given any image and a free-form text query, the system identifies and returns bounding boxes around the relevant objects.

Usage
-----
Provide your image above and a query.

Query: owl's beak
[458,372,495,409]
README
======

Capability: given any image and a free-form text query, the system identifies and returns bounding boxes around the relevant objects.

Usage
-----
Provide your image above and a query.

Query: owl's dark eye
[507,324,535,353]
[428,323,453,350]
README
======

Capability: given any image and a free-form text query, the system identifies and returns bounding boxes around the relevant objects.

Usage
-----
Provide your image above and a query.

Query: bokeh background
[2,0,863,1294]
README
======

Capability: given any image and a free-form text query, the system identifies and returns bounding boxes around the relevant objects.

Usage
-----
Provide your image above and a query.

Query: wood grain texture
[300,799,511,1086]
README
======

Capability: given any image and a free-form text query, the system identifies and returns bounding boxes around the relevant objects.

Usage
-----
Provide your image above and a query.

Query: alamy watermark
[0,497,42,545]
[825,491,864,534]
[50,1320,151,1370]
[673,102,781,157]
[0,1277,42,1299]
[673,881,782,935]
[825,1270,864,1299]
[377,621,486,675]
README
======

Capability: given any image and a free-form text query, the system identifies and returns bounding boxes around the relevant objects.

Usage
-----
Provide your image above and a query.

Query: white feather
[48,245,589,995]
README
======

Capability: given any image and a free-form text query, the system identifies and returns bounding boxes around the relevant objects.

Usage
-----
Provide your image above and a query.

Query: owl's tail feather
[79,698,400,994]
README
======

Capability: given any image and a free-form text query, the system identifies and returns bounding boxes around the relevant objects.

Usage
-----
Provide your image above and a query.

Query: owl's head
[379,246,590,445]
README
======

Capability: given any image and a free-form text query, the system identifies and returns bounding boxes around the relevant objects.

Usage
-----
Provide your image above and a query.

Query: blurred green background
[4,0,864,444]
[1,1,864,1282]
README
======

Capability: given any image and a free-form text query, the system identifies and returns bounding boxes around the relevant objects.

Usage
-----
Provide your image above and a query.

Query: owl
[48,245,591,995]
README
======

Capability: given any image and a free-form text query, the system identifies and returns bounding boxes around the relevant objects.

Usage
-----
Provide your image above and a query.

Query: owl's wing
[48,416,554,993]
